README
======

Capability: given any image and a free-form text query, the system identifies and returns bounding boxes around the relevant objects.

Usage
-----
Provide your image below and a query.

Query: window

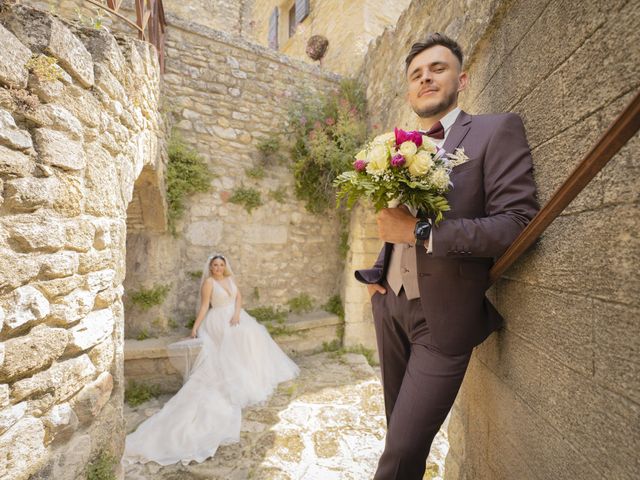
[288,4,296,38]
[295,0,310,24]
[268,7,279,49]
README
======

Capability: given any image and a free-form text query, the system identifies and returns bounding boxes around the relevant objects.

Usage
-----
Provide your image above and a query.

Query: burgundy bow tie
[420,121,445,140]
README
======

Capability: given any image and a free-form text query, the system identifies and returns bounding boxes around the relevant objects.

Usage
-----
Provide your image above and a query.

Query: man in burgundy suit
[355,33,539,479]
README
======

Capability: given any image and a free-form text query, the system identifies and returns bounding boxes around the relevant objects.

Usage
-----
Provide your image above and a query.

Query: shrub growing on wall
[288,79,368,214]
[167,134,213,234]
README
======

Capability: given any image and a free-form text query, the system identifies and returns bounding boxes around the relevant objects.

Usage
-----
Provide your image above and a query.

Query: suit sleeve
[354,244,386,284]
[431,113,539,258]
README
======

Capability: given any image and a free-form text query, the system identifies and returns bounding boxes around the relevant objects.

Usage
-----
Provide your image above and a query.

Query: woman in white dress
[123,254,300,466]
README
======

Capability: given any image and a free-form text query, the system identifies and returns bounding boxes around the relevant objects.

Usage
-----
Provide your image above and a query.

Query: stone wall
[0,2,164,478]
[122,15,346,337]
[247,0,412,76]
[26,0,247,36]
[359,0,640,478]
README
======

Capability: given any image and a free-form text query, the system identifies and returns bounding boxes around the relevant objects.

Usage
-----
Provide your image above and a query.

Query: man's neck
[418,103,458,130]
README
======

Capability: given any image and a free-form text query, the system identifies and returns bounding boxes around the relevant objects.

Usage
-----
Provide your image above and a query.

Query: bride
[123,254,300,466]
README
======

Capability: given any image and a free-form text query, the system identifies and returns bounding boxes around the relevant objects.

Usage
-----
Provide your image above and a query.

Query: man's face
[406,45,467,118]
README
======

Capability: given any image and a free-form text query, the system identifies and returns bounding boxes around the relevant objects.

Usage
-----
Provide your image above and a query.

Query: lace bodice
[210,278,237,308]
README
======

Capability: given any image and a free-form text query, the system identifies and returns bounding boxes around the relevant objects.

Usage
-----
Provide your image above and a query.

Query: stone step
[124,310,341,393]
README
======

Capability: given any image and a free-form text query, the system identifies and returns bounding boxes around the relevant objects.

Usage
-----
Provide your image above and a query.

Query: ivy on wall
[166,133,213,234]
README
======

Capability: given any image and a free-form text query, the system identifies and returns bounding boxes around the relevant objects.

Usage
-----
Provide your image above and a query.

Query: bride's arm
[191,279,213,337]
[231,279,242,326]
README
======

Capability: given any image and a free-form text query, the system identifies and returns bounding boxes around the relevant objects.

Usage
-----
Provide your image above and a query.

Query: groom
[356,33,539,479]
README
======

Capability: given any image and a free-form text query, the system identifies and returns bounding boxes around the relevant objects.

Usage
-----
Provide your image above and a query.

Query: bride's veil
[168,253,233,383]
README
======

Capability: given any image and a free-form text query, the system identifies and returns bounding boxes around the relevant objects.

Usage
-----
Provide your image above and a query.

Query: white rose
[366,144,389,174]
[372,132,395,147]
[420,139,438,155]
[408,150,434,176]
[399,141,418,158]
[431,167,450,190]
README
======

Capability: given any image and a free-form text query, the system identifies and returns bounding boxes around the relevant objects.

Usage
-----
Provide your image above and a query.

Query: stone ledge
[124,310,342,390]
[125,309,341,360]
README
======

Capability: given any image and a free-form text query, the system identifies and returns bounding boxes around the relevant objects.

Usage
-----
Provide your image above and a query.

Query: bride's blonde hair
[208,255,232,277]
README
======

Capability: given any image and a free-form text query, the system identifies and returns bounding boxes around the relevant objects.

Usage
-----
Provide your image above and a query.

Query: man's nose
[420,71,432,83]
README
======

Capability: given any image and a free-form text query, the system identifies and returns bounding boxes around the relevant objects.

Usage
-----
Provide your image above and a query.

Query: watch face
[415,222,431,240]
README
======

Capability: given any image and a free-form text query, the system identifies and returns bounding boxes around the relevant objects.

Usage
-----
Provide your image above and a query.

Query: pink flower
[325,117,335,126]
[394,127,423,148]
[353,159,367,172]
[391,154,406,167]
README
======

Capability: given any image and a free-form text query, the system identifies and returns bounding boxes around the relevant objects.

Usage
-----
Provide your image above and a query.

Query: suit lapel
[442,110,472,153]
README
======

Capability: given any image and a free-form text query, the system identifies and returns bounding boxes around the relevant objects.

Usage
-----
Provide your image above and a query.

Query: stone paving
[123,352,448,480]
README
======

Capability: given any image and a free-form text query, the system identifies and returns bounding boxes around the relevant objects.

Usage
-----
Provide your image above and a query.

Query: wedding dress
[123,276,300,466]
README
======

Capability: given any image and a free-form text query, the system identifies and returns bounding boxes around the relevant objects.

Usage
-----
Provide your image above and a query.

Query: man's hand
[376,206,418,244]
[367,283,386,298]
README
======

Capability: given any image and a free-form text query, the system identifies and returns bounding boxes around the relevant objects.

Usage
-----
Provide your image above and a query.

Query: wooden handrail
[489,89,640,284]
[82,0,166,72]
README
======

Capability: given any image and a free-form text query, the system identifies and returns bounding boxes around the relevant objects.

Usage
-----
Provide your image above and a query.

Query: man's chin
[413,101,454,119]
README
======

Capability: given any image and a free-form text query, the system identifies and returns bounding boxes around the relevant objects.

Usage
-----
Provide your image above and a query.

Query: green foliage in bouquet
[288,79,368,214]
[334,170,451,223]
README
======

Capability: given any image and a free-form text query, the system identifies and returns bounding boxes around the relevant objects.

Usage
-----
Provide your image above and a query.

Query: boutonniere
[446,147,469,168]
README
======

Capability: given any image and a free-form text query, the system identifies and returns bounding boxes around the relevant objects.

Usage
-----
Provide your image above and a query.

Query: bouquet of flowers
[334,128,468,223]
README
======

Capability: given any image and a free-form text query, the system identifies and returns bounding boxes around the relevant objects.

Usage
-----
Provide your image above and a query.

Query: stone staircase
[124,310,342,392]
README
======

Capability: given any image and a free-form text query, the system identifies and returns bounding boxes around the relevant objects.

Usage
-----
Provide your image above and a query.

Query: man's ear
[457,71,469,93]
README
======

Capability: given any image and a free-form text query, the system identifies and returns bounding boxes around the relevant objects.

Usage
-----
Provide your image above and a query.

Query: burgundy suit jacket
[355,111,539,354]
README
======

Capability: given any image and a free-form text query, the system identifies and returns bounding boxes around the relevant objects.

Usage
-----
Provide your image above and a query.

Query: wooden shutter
[268,7,279,49]
[295,0,310,24]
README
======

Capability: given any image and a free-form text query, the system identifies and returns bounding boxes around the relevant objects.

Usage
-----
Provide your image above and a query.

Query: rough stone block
[0,285,50,331]
[40,251,79,280]
[0,401,27,436]
[243,224,288,244]
[49,288,96,326]
[186,220,223,246]
[11,354,96,406]
[35,104,83,140]
[64,220,95,253]
[46,19,95,88]
[0,144,33,177]
[0,325,69,382]
[34,274,85,299]
[34,128,85,171]
[0,385,7,409]
[0,24,31,88]
[66,308,115,354]
[0,249,42,295]
[0,417,47,480]
[33,432,90,480]
[51,172,83,217]
[83,143,121,216]
[78,249,113,274]
[88,338,115,372]
[86,269,116,294]
[0,109,33,150]
[7,215,66,252]
[42,403,78,445]
[3,176,57,212]
[70,371,113,424]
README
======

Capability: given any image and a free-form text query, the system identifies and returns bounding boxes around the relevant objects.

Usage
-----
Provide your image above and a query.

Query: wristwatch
[414,219,432,247]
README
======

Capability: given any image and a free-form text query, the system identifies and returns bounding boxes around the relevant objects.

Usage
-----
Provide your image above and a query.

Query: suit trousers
[371,280,472,480]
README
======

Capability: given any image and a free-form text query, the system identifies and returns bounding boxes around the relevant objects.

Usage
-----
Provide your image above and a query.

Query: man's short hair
[405,33,464,72]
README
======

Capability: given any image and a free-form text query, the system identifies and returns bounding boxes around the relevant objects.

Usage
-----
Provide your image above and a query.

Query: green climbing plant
[288,78,368,214]
[167,133,213,234]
